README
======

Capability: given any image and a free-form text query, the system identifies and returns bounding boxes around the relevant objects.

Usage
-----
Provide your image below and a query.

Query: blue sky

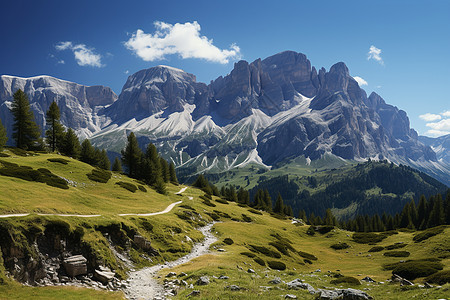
[1,0,449,137]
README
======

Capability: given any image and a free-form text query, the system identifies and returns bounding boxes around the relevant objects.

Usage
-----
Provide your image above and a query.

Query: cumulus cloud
[353,76,368,86]
[55,41,103,67]
[419,113,442,122]
[367,45,384,65]
[425,119,450,137]
[124,21,241,64]
[441,110,450,117]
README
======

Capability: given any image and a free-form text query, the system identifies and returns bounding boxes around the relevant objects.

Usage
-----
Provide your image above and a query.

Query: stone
[218,275,229,280]
[285,295,297,299]
[195,276,210,286]
[187,290,201,297]
[269,277,282,284]
[63,255,87,277]
[226,285,241,291]
[166,272,177,277]
[94,269,115,284]
[247,268,256,273]
[317,289,340,300]
[341,288,373,299]
[177,272,187,277]
[361,276,376,283]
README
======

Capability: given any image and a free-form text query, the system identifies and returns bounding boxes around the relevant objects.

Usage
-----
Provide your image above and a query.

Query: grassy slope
[0,150,448,299]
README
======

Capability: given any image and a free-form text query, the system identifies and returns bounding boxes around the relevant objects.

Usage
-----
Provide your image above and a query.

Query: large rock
[195,276,210,286]
[62,255,87,277]
[94,269,115,284]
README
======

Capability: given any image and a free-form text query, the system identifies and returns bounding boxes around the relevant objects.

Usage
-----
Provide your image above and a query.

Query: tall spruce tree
[121,132,141,178]
[274,193,284,214]
[80,139,95,164]
[112,157,122,172]
[160,157,170,183]
[168,162,178,184]
[45,101,64,152]
[62,128,80,158]
[0,118,7,150]
[11,89,40,149]
[98,149,110,170]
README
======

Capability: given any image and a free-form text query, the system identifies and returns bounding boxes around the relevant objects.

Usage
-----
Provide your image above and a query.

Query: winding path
[123,222,218,300]
[0,187,188,218]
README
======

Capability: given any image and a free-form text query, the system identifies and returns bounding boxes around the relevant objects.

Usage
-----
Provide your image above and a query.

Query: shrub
[352,232,387,244]
[306,226,315,236]
[206,212,220,221]
[47,158,69,164]
[8,148,29,156]
[330,276,361,285]
[425,270,450,285]
[87,168,111,183]
[368,246,384,252]
[269,240,295,256]
[249,244,282,258]
[267,260,286,270]
[385,243,407,250]
[383,251,410,257]
[254,257,265,266]
[213,210,231,218]
[215,198,229,204]
[298,250,317,261]
[238,203,248,207]
[304,259,313,264]
[240,252,256,258]
[248,208,263,215]
[180,205,195,210]
[140,220,153,232]
[241,214,252,222]
[223,238,234,245]
[203,193,212,200]
[202,199,216,207]
[413,226,446,243]
[116,181,137,192]
[383,258,442,270]
[0,153,10,157]
[317,226,334,234]
[138,185,147,192]
[392,260,444,280]
[330,242,350,250]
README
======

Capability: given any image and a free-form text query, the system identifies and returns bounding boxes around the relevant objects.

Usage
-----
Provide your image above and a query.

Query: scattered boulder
[361,276,376,283]
[218,275,229,280]
[187,290,201,297]
[247,268,256,273]
[317,289,340,300]
[196,276,210,286]
[286,278,315,293]
[341,288,373,299]
[166,272,177,278]
[94,269,115,284]
[62,255,87,277]
[269,277,282,284]
[226,285,241,291]
[134,235,153,251]
[392,274,413,286]
[285,294,297,299]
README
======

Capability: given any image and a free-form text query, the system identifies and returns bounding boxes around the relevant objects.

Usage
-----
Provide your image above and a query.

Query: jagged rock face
[0,75,117,140]
[105,66,209,122]
[419,134,450,163]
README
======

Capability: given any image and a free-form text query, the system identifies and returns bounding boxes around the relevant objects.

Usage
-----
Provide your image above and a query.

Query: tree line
[0,89,178,194]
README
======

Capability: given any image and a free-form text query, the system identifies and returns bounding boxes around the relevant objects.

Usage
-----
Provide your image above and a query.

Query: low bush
[215,198,228,204]
[87,168,111,183]
[213,210,231,218]
[425,270,450,285]
[116,181,137,192]
[383,251,410,257]
[330,276,361,286]
[47,158,69,164]
[317,226,334,234]
[180,205,195,210]
[298,250,317,261]
[368,246,384,252]
[383,258,442,271]
[223,238,234,245]
[248,208,263,215]
[203,193,212,200]
[269,240,296,256]
[138,185,147,192]
[303,259,313,264]
[385,243,407,250]
[237,203,248,207]
[140,219,153,232]
[306,226,315,236]
[241,214,252,222]
[352,232,387,244]
[249,244,281,258]
[392,260,444,280]
[206,212,220,221]
[330,242,350,250]
[254,257,265,266]
[267,260,286,270]
[202,199,216,207]
[413,226,446,243]
[8,148,29,156]
[0,153,10,157]
[240,252,256,258]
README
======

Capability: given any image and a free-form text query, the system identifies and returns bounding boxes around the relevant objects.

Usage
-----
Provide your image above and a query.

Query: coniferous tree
[417,195,428,229]
[62,128,80,158]
[445,191,450,225]
[45,101,64,152]
[160,157,170,183]
[427,195,445,228]
[112,157,122,172]
[298,210,307,223]
[409,198,418,228]
[11,89,40,149]
[285,205,293,217]
[121,132,142,178]
[324,208,337,226]
[98,149,110,170]
[154,176,167,195]
[237,188,249,205]
[0,118,7,150]
[80,139,95,164]
[169,162,178,184]
[229,186,238,202]
[263,189,272,212]
[274,193,284,214]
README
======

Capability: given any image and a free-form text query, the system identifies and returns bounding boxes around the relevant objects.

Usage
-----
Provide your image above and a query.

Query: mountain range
[0,51,449,185]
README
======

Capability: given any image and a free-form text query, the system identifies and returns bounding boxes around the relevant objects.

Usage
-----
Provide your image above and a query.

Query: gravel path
[124,222,218,300]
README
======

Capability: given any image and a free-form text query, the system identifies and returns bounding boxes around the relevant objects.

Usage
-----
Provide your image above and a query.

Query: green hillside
[0,150,449,299]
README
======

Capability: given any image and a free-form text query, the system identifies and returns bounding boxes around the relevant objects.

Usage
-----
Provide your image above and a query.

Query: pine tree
[121,132,142,178]
[445,191,450,225]
[98,149,110,170]
[324,209,337,226]
[285,205,293,217]
[80,139,95,164]
[417,195,428,229]
[409,198,418,228]
[263,189,272,212]
[160,157,170,182]
[0,118,7,150]
[237,188,249,205]
[427,195,445,228]
[169,162,178,184]
[154,176,167,195]
[298,210,307,223]
[11,89,40,149]
[112,157,122,172]
[274,193,284,214]
[62,128,80,158]
[229,186,238,202]
[45,101,64,152]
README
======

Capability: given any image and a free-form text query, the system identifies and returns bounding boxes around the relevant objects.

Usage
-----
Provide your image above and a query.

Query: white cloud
[55,41,103,67]
[124,21,241,64]
[426,119,450,131]
[57,60,65,64]
[367,45,384,65]
[441,110,450,117]
[425,129,450,137]
[353,76,368,86]
[124,70,129,74]
[419,113,442,122]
